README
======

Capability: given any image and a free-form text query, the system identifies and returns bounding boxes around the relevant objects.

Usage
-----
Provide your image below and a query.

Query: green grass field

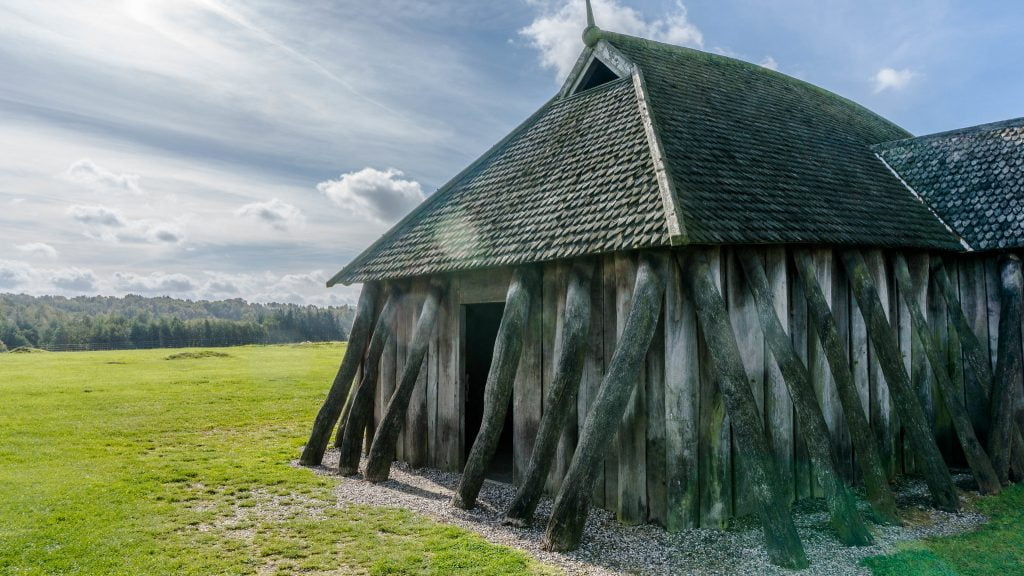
[0,344,554,576]
[1,344,1021,575]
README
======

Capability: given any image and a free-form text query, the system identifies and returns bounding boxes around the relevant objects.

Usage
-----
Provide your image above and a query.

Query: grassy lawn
[863,483,1024,575]
[0,345,556,576]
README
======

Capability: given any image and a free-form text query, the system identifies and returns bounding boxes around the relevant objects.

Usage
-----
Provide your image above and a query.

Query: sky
[1,0,1021,306]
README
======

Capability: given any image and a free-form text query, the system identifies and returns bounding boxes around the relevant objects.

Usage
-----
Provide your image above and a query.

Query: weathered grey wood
[427,302,440,468]
[551,264,577,495]
[337,286,403,476]
[792,249,899,524]
[766,247,795,504]
[364,281,446,482]
[790,253,813,500]
[664,251,700,530]
[436,277,462,471]
[454,266,541,509]
[906,254,932,475]
[896,253,1001,495]
[840,249,959,511]
[727,249,766,515]
[959,258,993,440]
[616,253,647,525]
[542,253,667,553]
[810,250,844,494]
[505,260,594,526]
[991,255,1023,484]
[830,256,855,481]
[739,248,872,546]
[646,304,668,526]
[699,248,731,527]
[932,258,1024,478]
[602,254,619,510]
[300,282,382,466]
[405,285,431,468]
[393,292,409,461]
[513,270,544,487]
[679,250,807,569]
[864,250,897,479]
[580,258,606,507]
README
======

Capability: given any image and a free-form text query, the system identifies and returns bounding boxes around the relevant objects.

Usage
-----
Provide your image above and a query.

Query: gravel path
[302,450,986,575]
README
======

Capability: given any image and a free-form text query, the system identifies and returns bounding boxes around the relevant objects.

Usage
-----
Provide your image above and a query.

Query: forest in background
[0,294,355,352]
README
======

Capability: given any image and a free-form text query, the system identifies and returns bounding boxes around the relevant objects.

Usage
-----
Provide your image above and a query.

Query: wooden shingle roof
[875,118,1024,252]
[331,30,964,286]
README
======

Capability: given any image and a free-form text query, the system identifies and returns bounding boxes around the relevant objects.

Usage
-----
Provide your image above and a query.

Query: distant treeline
[0,294,356,352]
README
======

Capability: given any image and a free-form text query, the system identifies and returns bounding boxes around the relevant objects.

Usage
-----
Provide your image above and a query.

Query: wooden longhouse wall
[366,246,1024,528]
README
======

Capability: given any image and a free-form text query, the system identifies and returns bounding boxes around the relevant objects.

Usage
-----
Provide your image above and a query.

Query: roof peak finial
[583,0,601,47]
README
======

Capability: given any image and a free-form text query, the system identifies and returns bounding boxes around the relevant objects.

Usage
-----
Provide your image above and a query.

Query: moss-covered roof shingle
[875,118,1024,252]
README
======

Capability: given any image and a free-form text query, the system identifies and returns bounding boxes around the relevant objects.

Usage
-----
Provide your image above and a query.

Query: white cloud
[67,204,185,245]
[759,56,779,71]
[113,271,198,295]
[51,268,98,292]
[873,67,916,93]
[15,242,59,260]
[521,0,704,80]
[63,159,143,195]
[0,260,34,289]
[235,198,304,231]
[317,167,425,225]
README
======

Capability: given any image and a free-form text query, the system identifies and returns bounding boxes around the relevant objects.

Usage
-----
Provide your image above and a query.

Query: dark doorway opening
[463,302,514,483]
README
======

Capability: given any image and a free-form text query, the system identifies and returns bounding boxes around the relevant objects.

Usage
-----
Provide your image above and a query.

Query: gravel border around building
[300,450,986,575]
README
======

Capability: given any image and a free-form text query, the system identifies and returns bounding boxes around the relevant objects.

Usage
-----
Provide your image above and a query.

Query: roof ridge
[875,116,1024,149]
[597,29,911,141]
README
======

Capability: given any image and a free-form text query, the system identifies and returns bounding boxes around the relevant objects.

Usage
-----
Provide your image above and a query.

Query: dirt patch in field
[165,350,233,360]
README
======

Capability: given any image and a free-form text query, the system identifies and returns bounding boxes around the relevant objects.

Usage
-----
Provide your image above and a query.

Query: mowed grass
[0,345,556,576]
[863,482,1024,575]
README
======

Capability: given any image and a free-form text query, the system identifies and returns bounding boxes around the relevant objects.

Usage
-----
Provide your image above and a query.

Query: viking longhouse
[300,7,1024,568]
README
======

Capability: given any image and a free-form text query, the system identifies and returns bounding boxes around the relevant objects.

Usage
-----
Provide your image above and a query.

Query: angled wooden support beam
[893,253,1001,494]
[840,249,959,511]
[738,249,873,544]
[504,259,595,526]
[542,253,667,553]
[364,280,448,483]
[452,266,542,509]
[337,285,404,476]
[991,255,1024,484]
[791,249,899,523]
[676,250,807,568]
[931,257,1024,481]
[300,282,382,466]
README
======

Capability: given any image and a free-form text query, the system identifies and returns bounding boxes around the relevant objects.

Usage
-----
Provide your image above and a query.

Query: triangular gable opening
[572,58,620,94]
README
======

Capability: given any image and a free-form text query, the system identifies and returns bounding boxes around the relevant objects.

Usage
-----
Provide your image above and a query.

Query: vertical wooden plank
[864,250,897,479]
[829,252,854,481]
[579,258,606,508]
[665,253,700,530]
[646,305,667,527]
[513,268,544,486]
[393,290,409,462]
[405,283,429,468]
[603,254,620,510]
[985,256,1002,375]
[959,257,991,441]
[765,247,794,503]
[427,291,440,468]
[437,276,462,471]
[849,253,872,484]
[378,316,397,452]
[906,253,931,475]
[896,255,913,474]
[616,253,646,525]
[941,261,965,464]
[699,247,731,527]
[810,249,844,495]
[726,248,765,515]
[789,249,812,500]
[544,263,575,494]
